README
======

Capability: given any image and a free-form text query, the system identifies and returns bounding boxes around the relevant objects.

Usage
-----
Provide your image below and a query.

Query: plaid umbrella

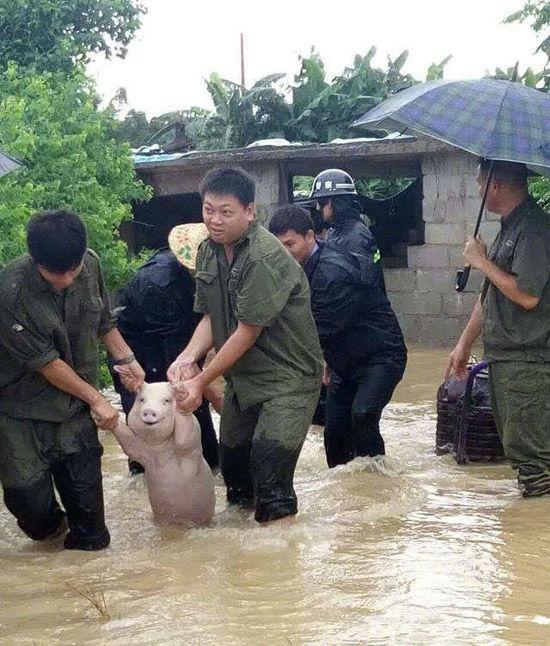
[353,78,550,291]
[0,149,22,177]
[352,78,550,177]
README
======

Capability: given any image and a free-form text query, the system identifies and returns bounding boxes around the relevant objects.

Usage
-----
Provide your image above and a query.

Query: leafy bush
[0,63,152,289]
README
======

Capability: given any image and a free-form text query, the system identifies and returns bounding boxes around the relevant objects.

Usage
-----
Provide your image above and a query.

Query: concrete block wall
[385,151,500,346]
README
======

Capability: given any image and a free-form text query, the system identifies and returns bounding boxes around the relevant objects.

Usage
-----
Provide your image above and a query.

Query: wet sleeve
[511,230,550,297]
[143,279,199,332]
[97,259,116,336]
[0,302,59,371]
[311,275,357,339]
[193,245,209,315]
[236,258,295,326]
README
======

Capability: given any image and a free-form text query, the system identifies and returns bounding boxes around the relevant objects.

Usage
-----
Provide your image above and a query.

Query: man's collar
[233,219,258,249]
[308,241,320,261]
[28,256,89,295]
[29,260,54,293]
[501,198,531,230]
[208,220,258,254]
[303,239,323,278]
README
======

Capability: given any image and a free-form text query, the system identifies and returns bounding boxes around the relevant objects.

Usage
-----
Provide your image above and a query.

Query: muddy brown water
[1,348,550,646]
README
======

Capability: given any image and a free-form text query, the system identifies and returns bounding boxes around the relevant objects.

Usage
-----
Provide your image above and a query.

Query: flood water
[2,348,550,646]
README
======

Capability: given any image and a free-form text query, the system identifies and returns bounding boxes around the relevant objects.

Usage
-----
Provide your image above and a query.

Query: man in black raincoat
[269,205,407,467]
[309,168,386,293]
[114,248,219,473]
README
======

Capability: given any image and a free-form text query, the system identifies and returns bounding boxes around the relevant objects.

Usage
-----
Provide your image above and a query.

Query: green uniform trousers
[489,361,550,496]
[0,409,109,549]
[219,387,319,522]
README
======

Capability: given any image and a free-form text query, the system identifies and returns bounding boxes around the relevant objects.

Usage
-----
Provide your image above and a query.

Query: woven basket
[435,362,504,464]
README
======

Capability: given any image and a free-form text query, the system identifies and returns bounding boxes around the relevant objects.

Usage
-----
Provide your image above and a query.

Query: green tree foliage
[117,48,451,150]
[506,1,550,60]
[426,56,453,81]
[287,47,418,142]
[489,63,550,88]
[0,64,151,288]
[505,2,550,205]
[192,73,290,149]
[0,0,146,73]
[115,108,153,147]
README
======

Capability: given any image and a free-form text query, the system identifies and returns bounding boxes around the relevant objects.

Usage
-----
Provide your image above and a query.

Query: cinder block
[422,197,446,223]
[389,291,442,316]
[442,292,478,317]
[385,269,416,292]
[419,315,465,346]
[424,223,466,245]
[416,269,457,293]
[408,244,448,269]
[432,152,477,177]
[395,314,421,344]
[448,245,465,269]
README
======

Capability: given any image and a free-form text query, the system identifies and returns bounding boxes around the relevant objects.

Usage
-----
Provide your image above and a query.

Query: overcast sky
[89,0,546,117]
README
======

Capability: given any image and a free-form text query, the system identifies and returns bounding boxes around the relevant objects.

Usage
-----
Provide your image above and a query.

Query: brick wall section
[385,150,500,346]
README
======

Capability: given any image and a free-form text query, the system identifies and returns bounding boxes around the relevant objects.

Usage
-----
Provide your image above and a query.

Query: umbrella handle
[454,160,494,293]
[456,266,470,292]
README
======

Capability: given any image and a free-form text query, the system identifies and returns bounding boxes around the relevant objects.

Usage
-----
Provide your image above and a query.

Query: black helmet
[309,169,357,200]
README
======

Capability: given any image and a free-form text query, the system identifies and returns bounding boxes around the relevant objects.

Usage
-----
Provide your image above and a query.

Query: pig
[111,381,216,527]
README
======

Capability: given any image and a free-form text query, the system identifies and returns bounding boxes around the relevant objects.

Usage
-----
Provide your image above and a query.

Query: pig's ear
[135,381,147,394]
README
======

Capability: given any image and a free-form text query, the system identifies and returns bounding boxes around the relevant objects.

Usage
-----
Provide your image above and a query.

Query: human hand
[322,362,331,387]
[444,342,470,380]
[114,360,145,393]
[90,397,120,431]
[173,376,204,415]
[167,354,199,385]
[463,235,487,270]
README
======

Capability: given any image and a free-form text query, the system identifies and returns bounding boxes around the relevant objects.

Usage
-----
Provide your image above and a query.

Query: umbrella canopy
[0,149,22,177]
[352,78,550,176]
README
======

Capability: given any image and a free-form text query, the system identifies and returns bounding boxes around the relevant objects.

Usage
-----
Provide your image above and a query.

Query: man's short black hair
[269,204,314,237]
[478,159,528,189]
[199,167,255,206]
[27,209,87,272]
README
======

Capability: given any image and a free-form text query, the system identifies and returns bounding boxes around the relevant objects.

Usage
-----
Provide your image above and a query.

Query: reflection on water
[2,348,550,645]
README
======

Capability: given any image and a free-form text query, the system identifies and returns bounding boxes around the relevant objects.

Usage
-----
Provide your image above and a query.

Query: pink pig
[112,382,215,527]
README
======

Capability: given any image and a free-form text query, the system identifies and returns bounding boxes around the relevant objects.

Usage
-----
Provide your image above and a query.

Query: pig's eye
[164,397,172,404]
[139,397,145,403]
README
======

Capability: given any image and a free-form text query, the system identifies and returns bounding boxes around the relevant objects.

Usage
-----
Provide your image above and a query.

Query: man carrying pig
[168,167,323,524]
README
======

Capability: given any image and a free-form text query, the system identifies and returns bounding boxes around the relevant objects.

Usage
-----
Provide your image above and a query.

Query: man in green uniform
[0,210,144,549]
[446,160,550,496]
[168,167,323,523]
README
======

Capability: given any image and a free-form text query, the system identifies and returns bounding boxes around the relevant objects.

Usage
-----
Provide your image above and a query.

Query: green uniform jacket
[0,251,115,421]
[194,221,323,409]
[481,199,550,362]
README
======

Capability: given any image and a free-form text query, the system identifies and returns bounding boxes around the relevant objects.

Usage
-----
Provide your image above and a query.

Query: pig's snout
[141,408,160,425]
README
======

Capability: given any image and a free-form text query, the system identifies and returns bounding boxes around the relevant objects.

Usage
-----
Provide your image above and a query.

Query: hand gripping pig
[112,382,215,526]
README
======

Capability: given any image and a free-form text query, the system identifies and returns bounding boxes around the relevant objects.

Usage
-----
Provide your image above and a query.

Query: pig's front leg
[112,420,152,468]
[173,413,203,456]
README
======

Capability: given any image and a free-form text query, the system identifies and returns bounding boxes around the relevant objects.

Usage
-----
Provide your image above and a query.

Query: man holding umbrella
[353,75,550,496]
[446,159,550,496]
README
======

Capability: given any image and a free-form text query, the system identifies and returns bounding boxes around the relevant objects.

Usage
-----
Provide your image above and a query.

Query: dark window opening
[123,193,202,253]
[292,174,424,268]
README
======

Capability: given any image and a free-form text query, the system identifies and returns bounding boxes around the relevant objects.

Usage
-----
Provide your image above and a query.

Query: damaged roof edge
[133,136,456,172]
